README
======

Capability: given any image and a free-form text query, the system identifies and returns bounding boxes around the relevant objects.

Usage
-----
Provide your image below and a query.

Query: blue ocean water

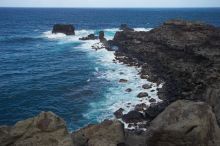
[0,8,220,131]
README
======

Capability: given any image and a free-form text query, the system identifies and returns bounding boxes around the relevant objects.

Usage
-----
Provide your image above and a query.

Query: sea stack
[52,24,75,35]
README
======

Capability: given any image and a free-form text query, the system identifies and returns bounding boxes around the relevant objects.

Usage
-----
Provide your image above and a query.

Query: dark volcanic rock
[142,84,152,89]
[122,111,145,123]
[149,98,156,103]
[125,88,132,92]
[99,31,106,42]
[79,34,98,40]
[134,103,148,112]
[137,92,148,98]
[52,24,75,35]
[145,101,169,121]
[114,108,124,119]
[120,24,134,32]
[119,79,128,83]
[113,19,220,125]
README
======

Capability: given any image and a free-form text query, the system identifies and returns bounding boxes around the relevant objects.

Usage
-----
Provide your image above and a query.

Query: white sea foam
[42,28,162,129]
[134,28,153,32]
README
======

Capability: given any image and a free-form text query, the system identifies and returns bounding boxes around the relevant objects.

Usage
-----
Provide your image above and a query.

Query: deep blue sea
[0,8,220,131]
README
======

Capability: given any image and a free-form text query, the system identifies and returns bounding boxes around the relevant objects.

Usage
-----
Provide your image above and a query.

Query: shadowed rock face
[113,19,220,125]
[0,111,73,146]
[52,24,75,35]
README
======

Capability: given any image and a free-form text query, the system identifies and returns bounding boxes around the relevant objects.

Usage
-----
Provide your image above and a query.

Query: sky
[0,0,220,8]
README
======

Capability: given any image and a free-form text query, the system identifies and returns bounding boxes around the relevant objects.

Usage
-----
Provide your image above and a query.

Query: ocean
[0,8,220,131]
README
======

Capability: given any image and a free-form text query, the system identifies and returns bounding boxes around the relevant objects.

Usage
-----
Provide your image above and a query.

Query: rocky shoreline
[1,20,220,146]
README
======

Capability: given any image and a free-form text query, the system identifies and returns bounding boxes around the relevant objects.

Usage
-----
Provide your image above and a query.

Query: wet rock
[52,24,75,35]
[119,79,128,83]
[134,103,148,112]
[72,120,125,146]
[145,101,169,121]
[142,84,152,89]
[79,34,98,40]
[125,88,132,92]
[149,98,156,103]
[0,111,73,146]
[114,108,124,119]
[137,92,148,98]
[147,100,220,146]
[122,111,145,123]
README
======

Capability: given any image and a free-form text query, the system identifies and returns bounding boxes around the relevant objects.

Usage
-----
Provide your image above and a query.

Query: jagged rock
[134,103,148,112]
[145,101,169,121]
[71,120,125,146]
[137,92,148,98]
[125,88,132,92]
[114,108,124,119]
[113,19,220,126]
[52,24,75,35]
[79,34,98,40]
[149,98,156,103]
[142,84,152,89]
[0,111,73,146]
[147,100,220,146]
[122,111,145,123]
[120,24,134,32]
[119,79,128,83]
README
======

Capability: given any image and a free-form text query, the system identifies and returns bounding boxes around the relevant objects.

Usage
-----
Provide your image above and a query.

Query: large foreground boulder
[52,24,75,35]
[71,120,125,146]
[0,111,73,146]
[147,100,220,146]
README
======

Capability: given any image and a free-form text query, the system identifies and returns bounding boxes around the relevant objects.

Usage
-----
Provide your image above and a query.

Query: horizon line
[0,6,220,9]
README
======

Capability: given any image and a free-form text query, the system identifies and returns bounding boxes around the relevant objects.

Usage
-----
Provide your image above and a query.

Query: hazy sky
[0,0,220,8]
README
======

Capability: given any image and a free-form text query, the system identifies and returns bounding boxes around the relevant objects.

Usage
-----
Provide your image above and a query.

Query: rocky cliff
[1,20,220,146]
[113,19,220,125]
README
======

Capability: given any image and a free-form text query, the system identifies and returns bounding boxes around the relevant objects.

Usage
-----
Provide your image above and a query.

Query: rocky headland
[1,19,220,146]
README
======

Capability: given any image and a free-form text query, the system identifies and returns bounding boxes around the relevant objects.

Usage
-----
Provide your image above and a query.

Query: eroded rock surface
[0,111,73,146]
[71,120,125,146]
[147,100,220,146]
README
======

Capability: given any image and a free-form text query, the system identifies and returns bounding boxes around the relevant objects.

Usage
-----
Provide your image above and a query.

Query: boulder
[137,92,148,98]
[52,24,75,35]
[125,88,132,92]
[114,108,124,119]
[142,84,152,89]
[134,103,148,112]
[120,24,134,32]
[149,98,156,103]
[119,79,128,83]
[147,100,220,146]
[122,111,145,123]
[145,101,169,121]
[0,111,73,146]
[71,120,125,146]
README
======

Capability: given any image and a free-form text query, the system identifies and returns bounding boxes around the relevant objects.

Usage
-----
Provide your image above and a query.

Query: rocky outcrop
[147,100,220,146]
[71,120,125,146]
[120,24,134,32]
[52,24,75,35]
[0,111,73,146]
[113,19,220,125]
[79,34,98,40]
